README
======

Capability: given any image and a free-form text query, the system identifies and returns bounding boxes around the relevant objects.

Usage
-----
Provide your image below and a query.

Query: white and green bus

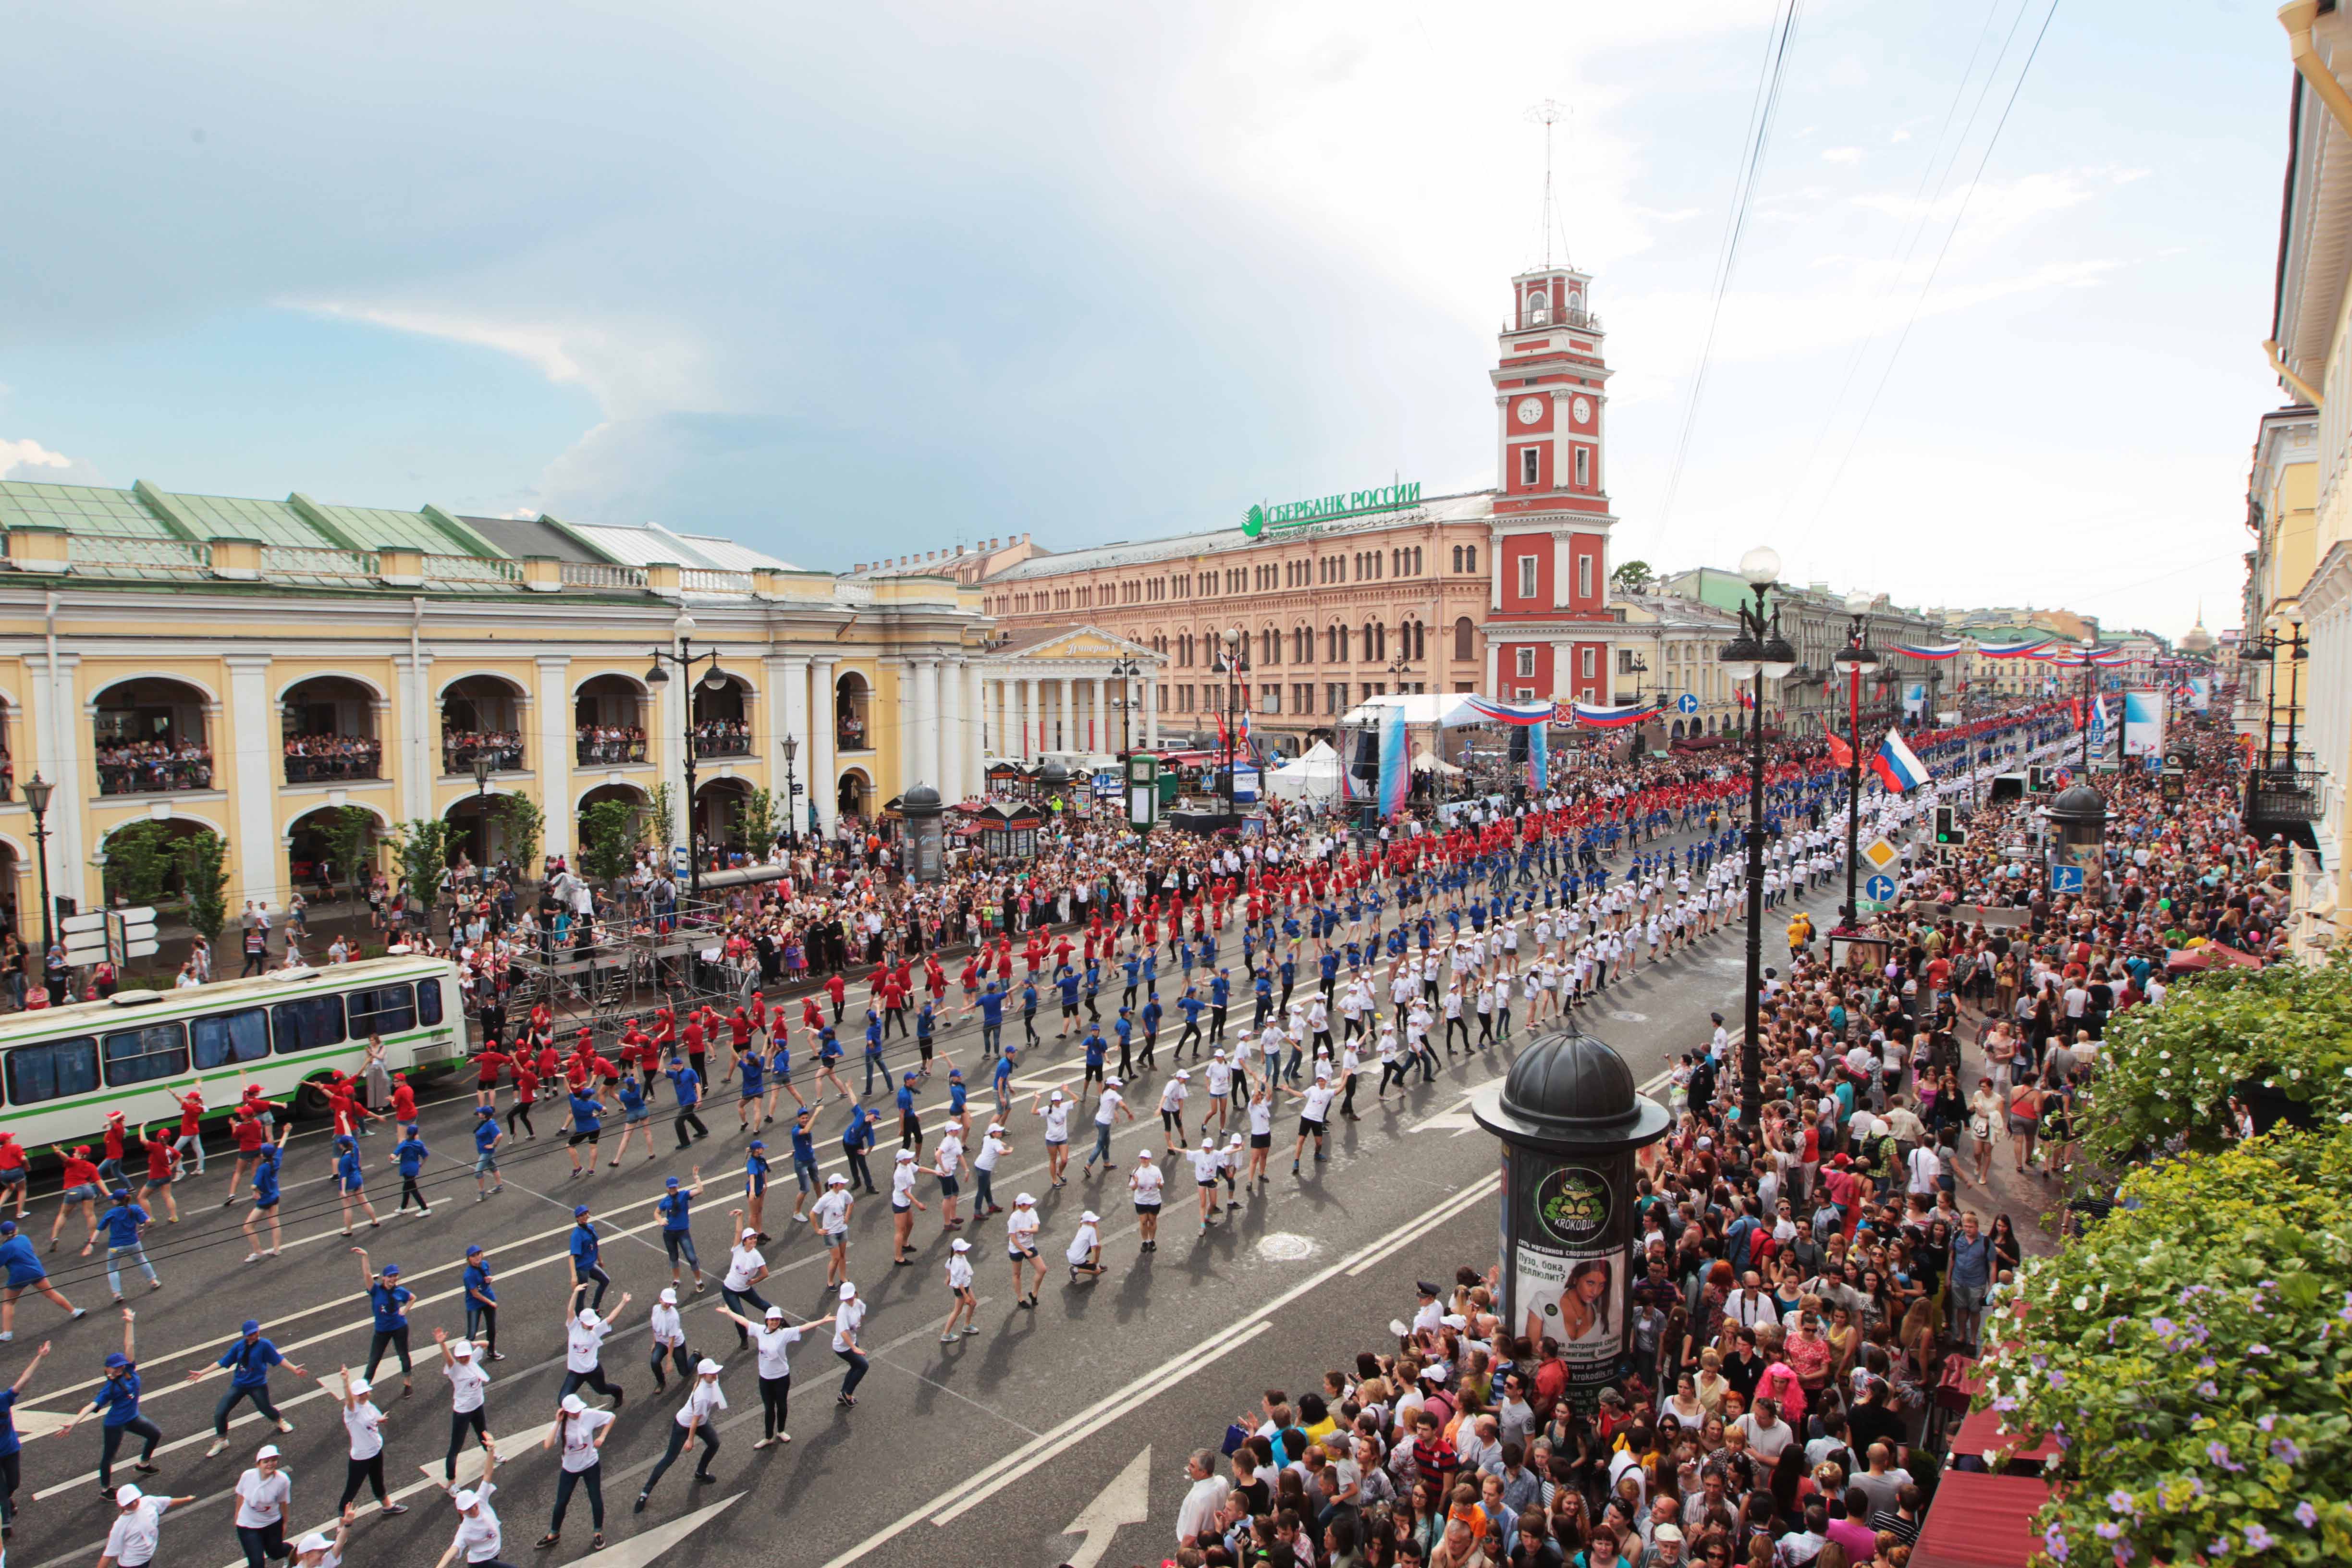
[0,953,469,1149]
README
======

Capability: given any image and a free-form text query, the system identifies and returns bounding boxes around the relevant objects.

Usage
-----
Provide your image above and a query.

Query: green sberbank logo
[1241,481,1421,538]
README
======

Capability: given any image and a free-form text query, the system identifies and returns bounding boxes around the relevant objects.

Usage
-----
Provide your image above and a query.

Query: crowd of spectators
[95,738,213,794]
[441,731,523,773]
[281,733,382,782]
[576,723,648,764]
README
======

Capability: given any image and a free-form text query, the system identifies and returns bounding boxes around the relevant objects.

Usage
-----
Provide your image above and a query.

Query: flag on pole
[1825,730,1853,769]
[1869,727,1931,793]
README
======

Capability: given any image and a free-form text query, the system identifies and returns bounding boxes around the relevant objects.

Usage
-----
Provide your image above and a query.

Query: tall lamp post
[1718,546,1796,1126]
[470,753,494,871]
[644,612,730,899]
[1831,590,1877,926]
[779,734,801,849]
[1217,627,1245,820]
[1108,654,1142,757]
[22,773,55,966]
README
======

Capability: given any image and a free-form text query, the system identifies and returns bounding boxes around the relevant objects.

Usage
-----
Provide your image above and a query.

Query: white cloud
[0,438,74,478]
[1822,147,1863,164]
[292,303,706,421]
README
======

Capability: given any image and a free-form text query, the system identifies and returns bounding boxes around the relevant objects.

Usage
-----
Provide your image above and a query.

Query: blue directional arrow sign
[1677,692,1700,714]
[2048,864,2086,894]
[1863,873,1897,902]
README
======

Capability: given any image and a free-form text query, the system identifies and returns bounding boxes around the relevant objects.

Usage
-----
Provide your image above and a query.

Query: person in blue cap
[840,1102,877,1194]
[333,1134,380,1236]
[390,1124,431,1216]
[0,1334,49,1531]
[895,1071,924,1157]
[665,1054,710,1150]
[741,1142,771,1241]
[0,1218,81,1341]
[651,1168,706,1293]
[470,1107,503,1202]
[460,1245,501,1360]
[354,1248,413,1396]
[563,1081,605,1179]
[193,1316,305,1456]
[60,1311,157,1496]
[786,1108,821,1223]
[91,1190,159,1302]
[570,1205,610,1309]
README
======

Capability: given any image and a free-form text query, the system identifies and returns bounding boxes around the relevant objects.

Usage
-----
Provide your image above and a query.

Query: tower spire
[1526,99,1567,270]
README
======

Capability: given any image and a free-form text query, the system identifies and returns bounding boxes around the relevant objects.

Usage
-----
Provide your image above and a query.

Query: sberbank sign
[1241,480,1422,538]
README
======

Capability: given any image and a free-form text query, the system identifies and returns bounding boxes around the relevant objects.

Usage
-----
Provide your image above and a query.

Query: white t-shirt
[234,1467,291,1529]
[444,1357,490,1414]
[1066,1220,1099,1266]
[343,1401,386,1460]
[1130,1164,1164,1205]
[1189,1147,1221,1183]
[565,1320,612,1373]
[453,1482,503,1562]
[675,1379,727,1428]
[1041,1102,1072,1141]
[1095,1088,1123,1127]
[1005,1208,1040,1254]
[976,1133,1006,1172]
[559,1408,613,1473]
[1301,1085,1337,1122]
[831,1298,865,1353]
[812,1190,850,1237]
[104,1498,171,1566]
[649,1302,685,1348]
[752,1324,802,1381]
[946,1253,974,1290]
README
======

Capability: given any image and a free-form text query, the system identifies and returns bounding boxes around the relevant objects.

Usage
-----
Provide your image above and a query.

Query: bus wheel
[295,1078,334,1119]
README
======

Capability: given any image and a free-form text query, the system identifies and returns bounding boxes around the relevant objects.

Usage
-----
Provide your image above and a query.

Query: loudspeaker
[1508,728,1530,768]
[1348,729,1380,784]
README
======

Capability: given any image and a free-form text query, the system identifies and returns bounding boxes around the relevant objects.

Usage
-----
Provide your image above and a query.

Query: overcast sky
[0,0,2287,639]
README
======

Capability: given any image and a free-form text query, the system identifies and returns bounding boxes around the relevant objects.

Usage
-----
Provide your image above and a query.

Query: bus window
[5,1038,97,1104]
[417,978,443,1027]
[104,1024,190,1088]
[272,996,347,1055]
[348,984,416,1038]
[192,1008,270,1071]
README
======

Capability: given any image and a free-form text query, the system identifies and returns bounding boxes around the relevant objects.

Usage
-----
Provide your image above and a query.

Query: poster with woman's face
[1510,1159,1631,1388]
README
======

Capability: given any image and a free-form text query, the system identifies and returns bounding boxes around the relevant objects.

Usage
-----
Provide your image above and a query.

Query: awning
[1911,1472,2052,1568]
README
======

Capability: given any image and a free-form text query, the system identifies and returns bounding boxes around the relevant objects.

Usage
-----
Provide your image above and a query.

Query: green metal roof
[148,488,319,547]
[0,481,178,539]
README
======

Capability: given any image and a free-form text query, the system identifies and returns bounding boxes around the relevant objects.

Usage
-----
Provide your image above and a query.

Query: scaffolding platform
[502,892,756,1046]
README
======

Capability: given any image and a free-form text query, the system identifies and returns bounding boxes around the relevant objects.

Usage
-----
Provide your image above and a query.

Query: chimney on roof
[956,543,965,556]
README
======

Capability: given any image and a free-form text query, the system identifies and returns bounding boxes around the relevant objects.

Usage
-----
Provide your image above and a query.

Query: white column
[935,658,960,804]
[393,650,433,822]
[810,658,838,834]
[913,658,941,789]
[1088,675,1104,752]
[25,652,83,920]
[536,655,571,866]
[1019,677,1039,760]
[225,654,279,908]
[767,654,812,836]
[1144,672,1159,748]
[662,657,690,858]
[965,662,986,791]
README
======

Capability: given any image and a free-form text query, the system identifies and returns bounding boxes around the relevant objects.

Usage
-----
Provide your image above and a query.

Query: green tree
[318,806,380,903]
[100,822,178,906]
[648,783,676,856]
[1611,559,1655,595]
[492,792,544,875]
[578,799,643,884]
[389,819,453,919]
[729,786,776,855]
[173,830,231,943]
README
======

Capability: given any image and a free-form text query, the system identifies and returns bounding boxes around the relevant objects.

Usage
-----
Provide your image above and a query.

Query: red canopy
[1948,1404,2060,1464]
[1912,1472,2052,1568]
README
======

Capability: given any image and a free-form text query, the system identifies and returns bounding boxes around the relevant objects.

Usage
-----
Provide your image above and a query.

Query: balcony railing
[2249,763,2325,824]
[443,739,525,775]
[560,561,648,589]
[837,718,870,751]
[680,568,754,595]
[283,740,384,785]
[692,732,751,759]
[577,735,648,766]
[97,749,215,795]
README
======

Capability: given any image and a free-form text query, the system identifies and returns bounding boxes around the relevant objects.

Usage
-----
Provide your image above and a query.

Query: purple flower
[2096,1523,2122,1541]
[2245,1523,2276,1552]
[2269,1438,2301,1465]
[2207,1440,2245,1472]
[2196,1381,2219,1398]
[2247,1342,2271,1355]
[2295,1502,2318,1529]
[2257,1414,2276,1432]
[1994,1396,2018,1413]
[2106,1491,2134,1516]
[2045,1527,2070,1564]
[2150,1316,2177,1337]
[2048,1371,2068,1388]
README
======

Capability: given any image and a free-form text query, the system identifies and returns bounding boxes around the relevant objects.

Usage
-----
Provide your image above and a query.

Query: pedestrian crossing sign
[1861,837,1899,873]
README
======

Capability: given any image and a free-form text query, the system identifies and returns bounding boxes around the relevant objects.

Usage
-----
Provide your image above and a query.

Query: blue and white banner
[2122,689,2166,758]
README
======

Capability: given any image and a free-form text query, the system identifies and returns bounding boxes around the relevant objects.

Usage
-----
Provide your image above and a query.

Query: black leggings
[507,1103,536,1138]
[446,1407,491,1480]
[365,1326,412,1383]
[759,1372,790,1439]
[0,1448,17,1527]
[214,1382,285,1435]
[339,1452,389,1508]
[561,1364,624,1404]
[642,1421,719,1494]
[649,1341,693,1388]
[398,1175,429,1212]
[98,1417,162,1487]
[551,1462,605,1532]
[235,1519,287,1568]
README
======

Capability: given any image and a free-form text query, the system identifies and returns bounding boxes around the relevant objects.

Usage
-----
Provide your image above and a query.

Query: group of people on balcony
[95,737,213,795]
[442,731,524,774]
[282,732,382,782]
[692,716,751,756]
[576,723,649,764]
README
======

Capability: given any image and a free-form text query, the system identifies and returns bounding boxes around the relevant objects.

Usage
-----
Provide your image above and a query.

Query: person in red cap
[0,1133,26,1220]
[46,1145,103,1253]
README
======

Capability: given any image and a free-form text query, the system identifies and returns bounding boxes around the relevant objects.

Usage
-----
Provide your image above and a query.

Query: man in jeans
[1948,1211,1997,1348]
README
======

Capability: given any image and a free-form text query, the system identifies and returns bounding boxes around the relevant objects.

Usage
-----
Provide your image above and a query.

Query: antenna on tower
[1525,99,1568,270]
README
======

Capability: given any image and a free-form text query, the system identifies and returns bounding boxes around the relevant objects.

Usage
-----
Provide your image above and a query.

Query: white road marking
[1059,1445,1152,1568]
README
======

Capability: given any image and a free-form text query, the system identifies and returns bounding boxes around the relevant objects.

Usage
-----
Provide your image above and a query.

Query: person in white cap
[290,1518,349,1568]
[830,1282,868,1406]
[808,1172,854,1289]
[718,1216,772,1341]
[634,1357,726,1512]
[711,1299,829,1447]
[1242,1077,1275,1185]
[97,1484,193,1568]
[1188,1136,1224,1229]
[431,1451,502,1568]
[431,1325,495,1485]
[1158,1071,1190,1150]
[1082,1076,1131,1174]
[536,1393,612,1549]
[232,1441,292,1568]
[1030,1087,1073,1188]
[1066,1209,1103,1283]
[1004,1194,1044,1307]
[940,1237,978,1341]
[1128,1148,1165,1250]
[972,1120,1010,1217]
[645,1286,690,1394]
[1283,1067,1338,1176]
[1221,1131,1245,1202]
[887,1150,929,1266]
[326,1365,405,1515]
[1203,1048,1234,1134]
[559,1289,631,1409]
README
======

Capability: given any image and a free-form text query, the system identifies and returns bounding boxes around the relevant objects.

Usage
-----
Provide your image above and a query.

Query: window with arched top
[1528,290,1550,326]
[1454,617,1475,662]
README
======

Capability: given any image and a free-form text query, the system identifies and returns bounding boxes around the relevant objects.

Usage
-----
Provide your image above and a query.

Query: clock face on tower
[1515,397,1546,426]
[1571,396,1592,424]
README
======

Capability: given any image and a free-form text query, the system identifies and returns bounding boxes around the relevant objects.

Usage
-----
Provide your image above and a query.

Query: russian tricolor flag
[1870,727,1931,793]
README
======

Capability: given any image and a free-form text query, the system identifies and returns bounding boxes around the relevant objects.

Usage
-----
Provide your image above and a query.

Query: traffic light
[1932,806,1967,847]
[2026,764,2048,792]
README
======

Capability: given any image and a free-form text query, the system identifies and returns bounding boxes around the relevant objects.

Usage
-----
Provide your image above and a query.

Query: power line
[1805,0,2063,527]
[1652,0,1806,557]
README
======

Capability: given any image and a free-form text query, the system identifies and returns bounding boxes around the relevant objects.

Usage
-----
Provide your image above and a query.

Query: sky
[0,0,2291,640]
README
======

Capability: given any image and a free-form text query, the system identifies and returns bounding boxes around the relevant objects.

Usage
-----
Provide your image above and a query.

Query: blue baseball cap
[465,1245,482,1257]
[105,1352,132,1370]
[476,1106,494,1116]
[381,1263,400,1276]
[242,1319,262,1335]
[573,1205,590,1218]
[748,1140,765,1151]
[665,1177,680,1189]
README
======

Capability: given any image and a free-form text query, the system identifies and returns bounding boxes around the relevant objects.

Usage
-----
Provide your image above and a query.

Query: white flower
[2073,1295,2091,1311]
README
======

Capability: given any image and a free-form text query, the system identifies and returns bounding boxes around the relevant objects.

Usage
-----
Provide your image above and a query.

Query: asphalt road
[0,822,1858,1568]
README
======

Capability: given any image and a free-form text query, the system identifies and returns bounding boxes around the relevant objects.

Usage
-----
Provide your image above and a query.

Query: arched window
[1465,545,1478,574]
[1527,289,1549,326]
[1411,621,1425,662]
[1454,617,1475,662]
[1451,545,1462,573]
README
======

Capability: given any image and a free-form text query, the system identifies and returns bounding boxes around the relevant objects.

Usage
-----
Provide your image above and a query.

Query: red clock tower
[1482,265,1618,709]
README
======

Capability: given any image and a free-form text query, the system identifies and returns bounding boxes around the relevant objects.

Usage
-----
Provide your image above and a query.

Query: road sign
[1677,693,1699,714]
[1863,873,1897,902]
[1861,837,1900,873]
[2048,864,2086,894]
[58,911,108,936]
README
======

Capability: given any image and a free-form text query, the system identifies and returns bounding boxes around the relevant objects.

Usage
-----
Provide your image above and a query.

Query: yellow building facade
[0,480,987,930]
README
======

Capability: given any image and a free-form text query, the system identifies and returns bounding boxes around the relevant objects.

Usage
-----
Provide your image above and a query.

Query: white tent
[1411,747,1463,775]
[1339,693,1495,729]
[1265,739,1345,804]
